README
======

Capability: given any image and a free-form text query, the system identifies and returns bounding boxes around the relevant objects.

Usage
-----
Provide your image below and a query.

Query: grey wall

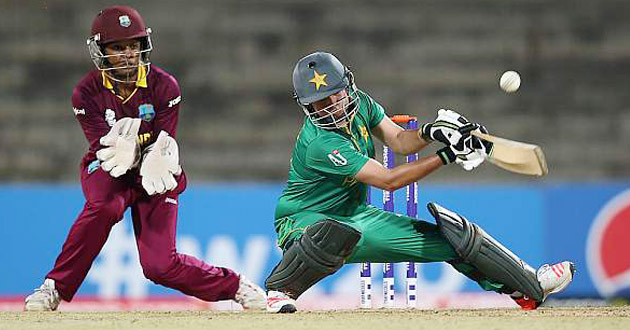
[1,0,629,182]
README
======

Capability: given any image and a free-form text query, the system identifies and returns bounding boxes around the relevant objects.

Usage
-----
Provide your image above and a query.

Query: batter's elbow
[380,180,403,192]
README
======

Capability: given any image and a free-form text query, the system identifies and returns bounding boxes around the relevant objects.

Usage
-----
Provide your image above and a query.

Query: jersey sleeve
[305,135,370,177]
[153,74,181,138]
[72,85,110,152]
[361,92,386,128]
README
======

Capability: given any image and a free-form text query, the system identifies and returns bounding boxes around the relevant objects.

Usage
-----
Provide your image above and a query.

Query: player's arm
[355,127,485,191]
[371,115,430,155]
[74,87,141,177]
[138,75,183,195]
[72,86,112,151]
[354,156,442,191]
[152,75,182,139]
[362,91,429,155]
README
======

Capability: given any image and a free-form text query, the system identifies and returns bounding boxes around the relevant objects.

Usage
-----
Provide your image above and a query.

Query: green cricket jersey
[275,90,385,219]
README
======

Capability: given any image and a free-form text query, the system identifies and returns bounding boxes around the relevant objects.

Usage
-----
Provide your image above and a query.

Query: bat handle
[470,129,486,139]
[460,124,479,136]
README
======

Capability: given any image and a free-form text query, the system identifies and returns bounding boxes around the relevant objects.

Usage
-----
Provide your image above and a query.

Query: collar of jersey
[101,65,148,90]
[101,66,148,104]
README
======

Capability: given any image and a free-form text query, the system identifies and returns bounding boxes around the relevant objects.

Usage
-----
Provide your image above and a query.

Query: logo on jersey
[138,133,152,146]
[586,189,630,297]
[119,15,131,28]
[73,107,85,116]
[138,104,155,122]
[104,109,116,127]
[165,197,178,205]
[168,95,181,108]
[309,71,328,91]
[359,125,369,142]
[342,177,358,186]
[327,149,348,166]
[87,159,100,174]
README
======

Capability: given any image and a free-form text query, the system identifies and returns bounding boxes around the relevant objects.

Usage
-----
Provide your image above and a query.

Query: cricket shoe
[234,275,267,310]
[24,278,60,311]
[511,261,575,310]
[266,290,297,313]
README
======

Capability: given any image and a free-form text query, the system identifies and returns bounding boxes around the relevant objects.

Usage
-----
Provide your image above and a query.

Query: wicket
[360,115,419,309]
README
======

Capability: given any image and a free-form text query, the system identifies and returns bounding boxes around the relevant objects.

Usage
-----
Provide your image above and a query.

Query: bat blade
[471,130,548,176]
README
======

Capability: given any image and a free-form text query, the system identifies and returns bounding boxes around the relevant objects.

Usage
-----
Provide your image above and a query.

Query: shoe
[266,290,297,313]
[511,261,575,310]
[24,278,60,311]
[234,275,266,310]
[538,261,575,297]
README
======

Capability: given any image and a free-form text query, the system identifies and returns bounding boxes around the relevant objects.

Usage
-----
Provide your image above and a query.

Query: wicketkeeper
[24,6,265,311]
[264,51,575,313]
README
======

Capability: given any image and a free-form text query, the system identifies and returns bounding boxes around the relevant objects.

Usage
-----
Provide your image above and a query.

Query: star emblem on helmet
[309,71,328,90]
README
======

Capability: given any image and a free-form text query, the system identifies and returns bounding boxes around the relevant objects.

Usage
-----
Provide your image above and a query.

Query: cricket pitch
[2,306,629,330]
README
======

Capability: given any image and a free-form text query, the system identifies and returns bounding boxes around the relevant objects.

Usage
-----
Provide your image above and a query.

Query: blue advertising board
[1,182,628,303]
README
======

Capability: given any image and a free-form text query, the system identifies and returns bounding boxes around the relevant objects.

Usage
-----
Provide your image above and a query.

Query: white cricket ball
[499,70,521,93]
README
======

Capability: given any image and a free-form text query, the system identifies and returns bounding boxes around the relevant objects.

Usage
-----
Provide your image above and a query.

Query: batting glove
[420,109,477,146]
[468,124,493,156]
[96,118,141,177]
[450,125,492,171]
[455,149,485,171]
[140,131,182,196]
[436,134,484,171]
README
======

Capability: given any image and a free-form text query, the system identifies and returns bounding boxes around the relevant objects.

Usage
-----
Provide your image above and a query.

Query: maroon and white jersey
[71,65,182,166]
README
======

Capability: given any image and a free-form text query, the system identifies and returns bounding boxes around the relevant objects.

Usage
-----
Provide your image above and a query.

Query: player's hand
[436,134,485,171]
[140,131,182,195]
[420,109,477,146]
[96,118,141,177]
[467,124,493,157]
[455,149,485,171]
[442,126,492,171]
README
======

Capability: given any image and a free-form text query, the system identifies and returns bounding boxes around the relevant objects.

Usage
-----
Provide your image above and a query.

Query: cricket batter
[24,6,265,311]
[265,51,575,313]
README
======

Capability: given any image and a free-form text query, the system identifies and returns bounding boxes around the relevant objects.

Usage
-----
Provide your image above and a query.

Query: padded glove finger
[96,147,116,162]
[142,177,157,196]
[163,175,177,192]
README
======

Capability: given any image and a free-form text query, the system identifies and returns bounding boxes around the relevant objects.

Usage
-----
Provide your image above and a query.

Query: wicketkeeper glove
[140,131,182,196]
[96,118,141,177]
[420,109,477,147]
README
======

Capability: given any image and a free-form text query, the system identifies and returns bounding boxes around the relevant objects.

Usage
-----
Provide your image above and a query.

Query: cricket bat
[471,130,548,176]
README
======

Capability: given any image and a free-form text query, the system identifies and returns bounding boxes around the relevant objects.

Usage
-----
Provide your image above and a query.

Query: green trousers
[275,205,511,294]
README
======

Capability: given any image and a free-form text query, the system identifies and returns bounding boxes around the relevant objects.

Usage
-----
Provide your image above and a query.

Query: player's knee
[266,219,361,298]
[140,256,176,283]
[142,264,171,283]
[90,198,126,222]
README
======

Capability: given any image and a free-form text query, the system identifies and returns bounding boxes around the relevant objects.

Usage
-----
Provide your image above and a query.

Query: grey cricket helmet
[292,51,360,129]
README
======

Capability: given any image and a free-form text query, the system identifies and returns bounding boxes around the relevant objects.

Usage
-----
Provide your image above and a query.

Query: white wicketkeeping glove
[421,109,477,146]
[96,118,141,177]
[140,131,182,195]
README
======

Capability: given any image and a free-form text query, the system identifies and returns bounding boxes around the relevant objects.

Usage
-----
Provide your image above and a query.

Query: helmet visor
[303,87,360,130]
[87,31,152,84]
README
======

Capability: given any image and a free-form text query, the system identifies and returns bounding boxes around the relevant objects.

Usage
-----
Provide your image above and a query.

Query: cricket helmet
[292,52,360,130]
[87,5,153,83]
